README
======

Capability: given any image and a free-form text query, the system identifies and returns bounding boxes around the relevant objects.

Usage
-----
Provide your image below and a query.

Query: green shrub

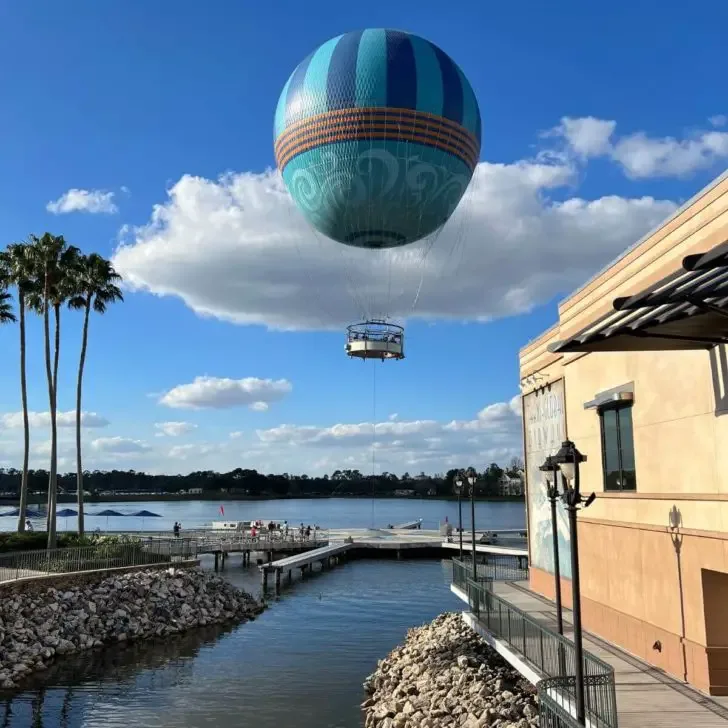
[0,532,99,553]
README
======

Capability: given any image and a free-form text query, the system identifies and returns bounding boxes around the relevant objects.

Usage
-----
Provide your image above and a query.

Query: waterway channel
[0,499,525,727]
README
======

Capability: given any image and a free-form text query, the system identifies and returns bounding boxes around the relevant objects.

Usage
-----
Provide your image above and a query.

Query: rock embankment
[0,567,263,688]
[363,613,539,728]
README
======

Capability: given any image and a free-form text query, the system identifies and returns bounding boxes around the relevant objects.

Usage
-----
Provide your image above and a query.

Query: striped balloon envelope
[274,29,481,250]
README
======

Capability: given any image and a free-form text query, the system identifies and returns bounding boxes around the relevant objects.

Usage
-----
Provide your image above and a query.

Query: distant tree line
[0,458,524,500]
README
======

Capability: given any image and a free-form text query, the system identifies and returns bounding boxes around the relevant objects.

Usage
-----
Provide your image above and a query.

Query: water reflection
[1,623,238,727]
[0,560,463,728]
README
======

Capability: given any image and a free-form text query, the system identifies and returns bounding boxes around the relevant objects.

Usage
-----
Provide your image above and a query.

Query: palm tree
[0,243,34,532]
[0,289,16,323]
[69,253,122,535]
[26,233,76,548]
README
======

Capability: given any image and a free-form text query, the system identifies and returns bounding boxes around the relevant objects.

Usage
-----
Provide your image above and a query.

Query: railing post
[539,630,544,671]
[522,617,527,657]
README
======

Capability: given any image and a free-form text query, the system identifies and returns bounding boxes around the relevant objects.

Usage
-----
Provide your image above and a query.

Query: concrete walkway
[491,582,728,728]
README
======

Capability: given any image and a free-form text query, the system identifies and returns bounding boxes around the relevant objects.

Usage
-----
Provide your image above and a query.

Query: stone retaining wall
[0,566,263,688]
[0,559,200,596]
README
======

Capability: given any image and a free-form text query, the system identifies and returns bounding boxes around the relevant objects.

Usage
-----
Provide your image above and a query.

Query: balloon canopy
[274,29,481,250]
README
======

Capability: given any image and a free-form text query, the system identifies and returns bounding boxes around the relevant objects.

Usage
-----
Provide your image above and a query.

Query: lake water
[0,500,526,728]
[6,496,527,534]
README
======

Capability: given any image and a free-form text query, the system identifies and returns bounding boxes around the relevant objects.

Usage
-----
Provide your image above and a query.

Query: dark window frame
[598,402,637,492]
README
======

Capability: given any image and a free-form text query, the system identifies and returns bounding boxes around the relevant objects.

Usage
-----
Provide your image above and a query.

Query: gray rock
[362,613,538,728]
[0,566,263,689]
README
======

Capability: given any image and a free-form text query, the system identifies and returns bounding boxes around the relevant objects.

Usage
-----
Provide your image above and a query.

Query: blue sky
[0,0,726,476]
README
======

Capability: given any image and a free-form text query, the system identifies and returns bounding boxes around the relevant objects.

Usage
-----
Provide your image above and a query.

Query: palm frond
[0,290,17,324]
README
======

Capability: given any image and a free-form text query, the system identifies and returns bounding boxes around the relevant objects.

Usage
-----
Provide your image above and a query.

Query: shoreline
[0,566,265,689]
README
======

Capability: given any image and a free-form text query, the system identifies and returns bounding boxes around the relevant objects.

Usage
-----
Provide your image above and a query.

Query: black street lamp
[553,439,595,726]
[453,474,464,559]
[539,455,564,636]
[465,468,478,581]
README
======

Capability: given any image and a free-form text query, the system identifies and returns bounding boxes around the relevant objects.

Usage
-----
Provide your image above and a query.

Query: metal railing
[193,533,329,552]
[539,675,618,728]
[0,539,198,583]
[454,573,618,728]
[453,554,529,582]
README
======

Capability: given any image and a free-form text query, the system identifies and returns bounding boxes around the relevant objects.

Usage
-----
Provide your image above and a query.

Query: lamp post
[553,439,595,726]
[453,475,464,559]
[539,455,564,636]
[466,468,478,582]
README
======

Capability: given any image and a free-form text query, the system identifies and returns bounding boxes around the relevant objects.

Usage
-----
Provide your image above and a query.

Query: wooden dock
[102,527,529,591]
[260,542,353,590]
[149,533,330,570]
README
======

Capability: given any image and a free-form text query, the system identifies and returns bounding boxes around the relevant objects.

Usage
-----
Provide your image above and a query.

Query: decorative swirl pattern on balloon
[355,149,401,201]
[289,168,323,214]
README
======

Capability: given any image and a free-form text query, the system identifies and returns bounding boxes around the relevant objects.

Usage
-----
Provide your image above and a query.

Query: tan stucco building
[519,169,728,696]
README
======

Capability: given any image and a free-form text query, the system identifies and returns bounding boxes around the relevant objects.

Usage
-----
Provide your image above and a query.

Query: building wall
[519,170,728,696]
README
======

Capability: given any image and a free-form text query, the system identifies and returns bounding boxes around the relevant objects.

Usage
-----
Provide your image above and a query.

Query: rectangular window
[599,404,637,491]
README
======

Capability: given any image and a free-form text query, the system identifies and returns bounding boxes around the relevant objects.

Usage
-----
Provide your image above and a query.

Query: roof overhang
[549,240,728,355]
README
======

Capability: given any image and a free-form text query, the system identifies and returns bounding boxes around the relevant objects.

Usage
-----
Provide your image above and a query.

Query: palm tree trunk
[17,295,29,533]
[48,304,61,546]
[43,285,57,548]
[75,300,91,536]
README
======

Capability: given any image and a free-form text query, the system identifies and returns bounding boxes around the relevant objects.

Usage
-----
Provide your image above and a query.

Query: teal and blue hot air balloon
[274,29,481,250]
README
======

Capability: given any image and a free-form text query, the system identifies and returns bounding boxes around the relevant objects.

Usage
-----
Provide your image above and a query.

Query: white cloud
[550,116,728,179]
[154,421,197,437]
[0,395,523,475]
[91,436,151,454]
[158,376,292,410]
[0,410,109,429]
[547,116,616,158]
[112,150,674,330]
[253,395,522,471]
[709,115,727,128]
[46,188,118,215]
[168,442,224,460]
[611,130,728,179]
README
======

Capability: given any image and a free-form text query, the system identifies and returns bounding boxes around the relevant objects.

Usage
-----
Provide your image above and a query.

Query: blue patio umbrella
[57,508,78,531]
[91,509,126,530]
[0,508,43,518]
[129,509,161,530]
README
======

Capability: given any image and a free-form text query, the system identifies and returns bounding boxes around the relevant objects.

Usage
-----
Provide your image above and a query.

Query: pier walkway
[490,582,728,727]
[441,541,528,558]
[260,542,353,590]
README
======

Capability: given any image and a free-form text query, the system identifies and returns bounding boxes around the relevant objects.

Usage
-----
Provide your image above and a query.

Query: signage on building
[523,380,571,577]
